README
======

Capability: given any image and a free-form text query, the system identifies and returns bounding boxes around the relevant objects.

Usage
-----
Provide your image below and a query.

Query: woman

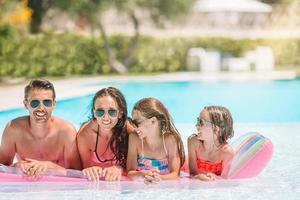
[77,87,129,181]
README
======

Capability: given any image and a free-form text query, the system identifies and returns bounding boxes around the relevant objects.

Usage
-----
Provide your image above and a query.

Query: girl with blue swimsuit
[126,98,185,184]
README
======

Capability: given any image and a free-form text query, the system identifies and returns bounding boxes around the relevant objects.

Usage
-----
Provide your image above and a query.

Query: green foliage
[1,31,300,78]
[261,0,296,4]
[54,0,111,21]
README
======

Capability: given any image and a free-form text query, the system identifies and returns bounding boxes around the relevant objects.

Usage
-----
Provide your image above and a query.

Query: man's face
[24,89,56,123]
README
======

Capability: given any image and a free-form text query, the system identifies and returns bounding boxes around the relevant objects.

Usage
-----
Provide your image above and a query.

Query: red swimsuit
[196,159,223,175]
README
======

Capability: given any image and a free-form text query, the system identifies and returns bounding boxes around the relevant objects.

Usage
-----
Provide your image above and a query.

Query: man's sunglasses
[29,99,53,109]
[95,109,118,118]
[196,117,213,127]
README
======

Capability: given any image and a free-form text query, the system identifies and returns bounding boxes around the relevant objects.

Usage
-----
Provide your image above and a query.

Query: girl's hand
[82,166,103,181]
[194,173,216,181]
[141,170,161,184]
[102,165,122,181]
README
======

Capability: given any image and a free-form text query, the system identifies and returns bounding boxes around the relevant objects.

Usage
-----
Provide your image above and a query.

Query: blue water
[0,79,300,129]
[0,79,300,199]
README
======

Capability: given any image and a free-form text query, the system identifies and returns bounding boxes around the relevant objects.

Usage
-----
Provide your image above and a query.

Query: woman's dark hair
[91,87,128,168]
[204,106,234,144]
[133,97,185,168]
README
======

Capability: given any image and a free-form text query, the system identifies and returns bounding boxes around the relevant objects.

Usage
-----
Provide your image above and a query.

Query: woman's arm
[76,127,93,169]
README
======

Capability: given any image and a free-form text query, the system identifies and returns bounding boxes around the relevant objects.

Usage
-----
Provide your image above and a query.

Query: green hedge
[1,25,300,78]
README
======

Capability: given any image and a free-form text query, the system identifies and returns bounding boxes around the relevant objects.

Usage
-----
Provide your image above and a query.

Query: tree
[54,0,195,73]
[27,0,53,34]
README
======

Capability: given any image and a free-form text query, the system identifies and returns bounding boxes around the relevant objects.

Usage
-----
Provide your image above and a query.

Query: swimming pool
[0,79,300,199]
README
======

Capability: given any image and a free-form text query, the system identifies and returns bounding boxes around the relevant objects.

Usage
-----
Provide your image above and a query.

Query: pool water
[0,80,300,199]
[1,79,300,127]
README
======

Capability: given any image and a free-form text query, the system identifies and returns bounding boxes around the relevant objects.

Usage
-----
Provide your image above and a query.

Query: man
[0,79,82,178]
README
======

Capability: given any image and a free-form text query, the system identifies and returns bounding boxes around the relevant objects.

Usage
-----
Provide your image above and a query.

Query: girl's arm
[187,135,217,181]
[220,144,235,178]
[195,144,235,181]
[187,135,199,176]
[157,135,181,180]
[126,133,144,179]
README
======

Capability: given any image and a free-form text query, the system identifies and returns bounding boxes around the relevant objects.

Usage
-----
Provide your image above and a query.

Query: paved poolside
[0,71,296,111]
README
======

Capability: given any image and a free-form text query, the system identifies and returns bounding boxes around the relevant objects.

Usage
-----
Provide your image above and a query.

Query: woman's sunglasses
[29,99,53,109]
[95,109,118,118]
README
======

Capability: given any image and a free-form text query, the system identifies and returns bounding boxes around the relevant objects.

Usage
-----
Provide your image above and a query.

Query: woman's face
[93,96,122,131]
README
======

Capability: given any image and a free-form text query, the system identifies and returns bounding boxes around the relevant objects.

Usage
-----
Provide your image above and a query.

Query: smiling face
[24,89,56,124]
[132,110,157,139]
[93,96,121,132]
[196,109,216,141]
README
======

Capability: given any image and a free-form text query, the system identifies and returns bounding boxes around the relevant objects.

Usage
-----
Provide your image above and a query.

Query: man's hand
[19,158,50,179]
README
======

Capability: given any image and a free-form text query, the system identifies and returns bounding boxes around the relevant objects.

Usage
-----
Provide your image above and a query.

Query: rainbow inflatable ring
[0,132,273,182]
[226,132,273,179]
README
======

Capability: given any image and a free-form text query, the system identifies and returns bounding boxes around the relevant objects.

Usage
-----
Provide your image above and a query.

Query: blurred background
[1,3,300,198]
[0,0,300,82]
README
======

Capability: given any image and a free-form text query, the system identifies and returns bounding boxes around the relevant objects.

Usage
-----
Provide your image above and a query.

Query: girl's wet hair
[91,87,128,168]
[204,106,234,144]
[133,97,185,167]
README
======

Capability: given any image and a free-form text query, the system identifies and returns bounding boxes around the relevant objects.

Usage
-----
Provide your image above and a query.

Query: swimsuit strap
[93,124,116,163]
[94,124,100,152]
[162,134,168,157]
[140,134,168,158]
[94,125,103,162]
[140,138,144,158]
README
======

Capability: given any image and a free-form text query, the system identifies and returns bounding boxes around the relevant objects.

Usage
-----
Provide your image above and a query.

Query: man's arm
[0,121,17,165]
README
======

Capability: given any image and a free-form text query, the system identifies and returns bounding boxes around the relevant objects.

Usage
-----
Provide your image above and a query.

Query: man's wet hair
[24,79,56,100]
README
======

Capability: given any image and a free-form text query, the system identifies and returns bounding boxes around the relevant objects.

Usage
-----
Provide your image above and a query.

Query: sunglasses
[196,117,213,127]
[128,117,147,128]
[29,99,53,109]
[95,109,118,118]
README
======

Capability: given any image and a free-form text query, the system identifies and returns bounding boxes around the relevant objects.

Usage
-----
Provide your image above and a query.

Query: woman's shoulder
[77,120,97,139]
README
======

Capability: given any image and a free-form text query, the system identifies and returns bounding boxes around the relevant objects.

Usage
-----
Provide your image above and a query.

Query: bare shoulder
[128,131,139,142]
[164,134,178,145]
[53,117,77,139]
[221,144,235,159]
[77,120,96,140]
[187,134,199,146]
[4,116,29,134]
